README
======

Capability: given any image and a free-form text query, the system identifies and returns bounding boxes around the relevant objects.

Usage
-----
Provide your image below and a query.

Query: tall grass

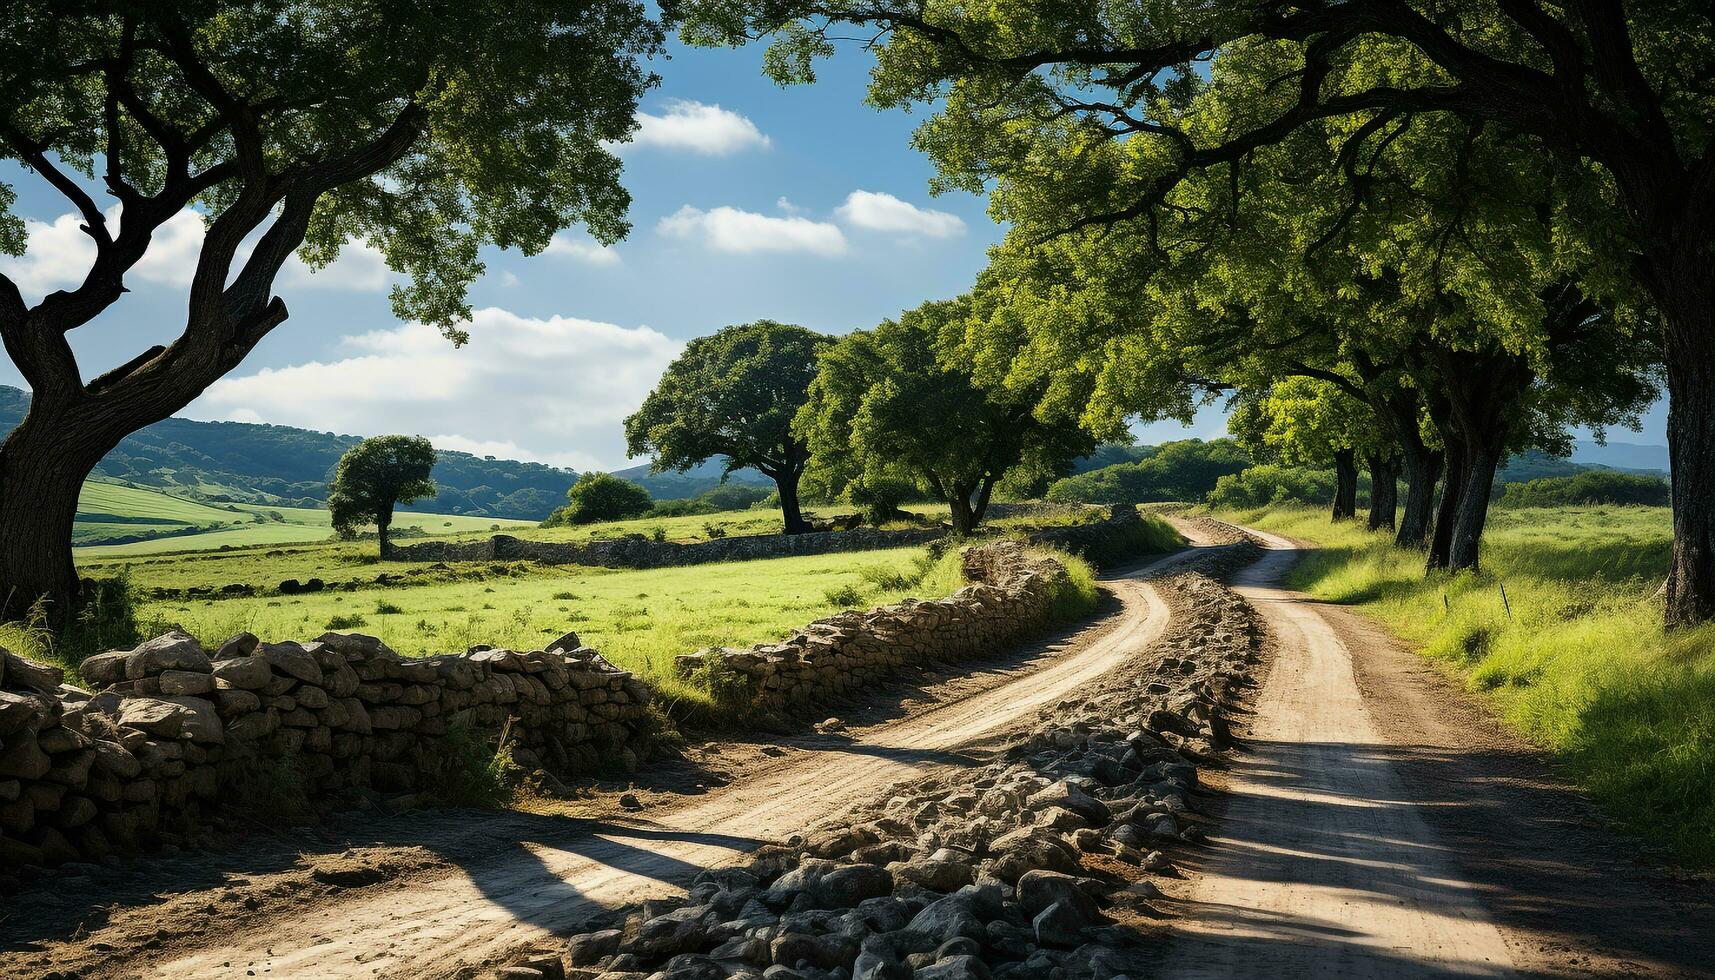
[1217,504,1715,867]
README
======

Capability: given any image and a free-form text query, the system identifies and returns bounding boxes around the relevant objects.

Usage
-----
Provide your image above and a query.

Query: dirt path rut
[1159,522,1715,979]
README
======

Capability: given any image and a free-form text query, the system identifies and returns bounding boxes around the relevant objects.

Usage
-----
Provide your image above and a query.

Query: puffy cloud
[188,307,681,469]
[836,191,965,238]
[0,206,392,300]
[629,100,770,155]
[658,205,847,256]
[544,233,621,266]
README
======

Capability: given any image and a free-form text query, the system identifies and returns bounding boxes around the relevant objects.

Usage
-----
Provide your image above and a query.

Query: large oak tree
[0,1,663,621]
[684,0,1715,622]
[624,321,832,535]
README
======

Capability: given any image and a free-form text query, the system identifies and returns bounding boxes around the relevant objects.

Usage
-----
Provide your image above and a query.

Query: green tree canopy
[797,296,1094,534]
[550,472,653,526]
[625,321,831,534]
[328,435,437,554]
[0,0,664,620]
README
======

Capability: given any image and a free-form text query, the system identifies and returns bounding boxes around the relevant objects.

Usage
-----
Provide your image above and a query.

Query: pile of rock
[673,542,1067,715]
[0,629,653,873]
[516,567,1265,980]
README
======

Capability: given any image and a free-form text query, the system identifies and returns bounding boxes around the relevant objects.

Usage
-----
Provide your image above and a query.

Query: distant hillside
[0,386,575,520]
[1571,439,1670,474]
[611,458,774,500]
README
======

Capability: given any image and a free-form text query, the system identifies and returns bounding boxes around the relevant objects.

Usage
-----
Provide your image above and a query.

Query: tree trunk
[1396,442,1440,548]
[377,508,393,558]
[1661,284,1715,626]
[1331,449,1357,520]
[775,469,810,535]
[1366,454,1399,532]
[947,490,979,535]
[1427,437,1465,572]
[0,411,106,622]
[1446,439,1503,572]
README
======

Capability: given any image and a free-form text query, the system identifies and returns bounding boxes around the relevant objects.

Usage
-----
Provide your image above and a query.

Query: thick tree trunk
[377,509,393,558]
[1331,449,1358,520]
[0,412,106,622]
[1447,440,1504,572]
[1366,454,1399,532]
[947,490,979,535]
[1427,437,1465,572]
[1396,442,1440,548]
[775,469,810,535]
[1661,289,1715,626]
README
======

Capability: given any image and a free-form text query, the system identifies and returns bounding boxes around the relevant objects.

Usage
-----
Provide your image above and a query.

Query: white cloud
[280,239,391,290]
[836,191,966,238]
[0,207,206,297]
[187,306,681,470]
[544,233,621,266]
[659,205,847,256]
[0,206,391,298]
[630,100,769,156]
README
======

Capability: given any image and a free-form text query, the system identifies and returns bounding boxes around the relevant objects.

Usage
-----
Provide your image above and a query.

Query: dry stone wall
[389,526,945,569]
[0,630,650,871]
[674,540,1070,715]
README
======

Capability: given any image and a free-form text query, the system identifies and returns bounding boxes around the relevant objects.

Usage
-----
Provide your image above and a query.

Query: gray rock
[1025,780,1110,826]
[1016,870,1100,920]
[158,670,214,696]
[852,950,910,980]
[890,858,974,893]
[567,929,623,966]
[213,656,273,690]
[124,631,210,679]
[622,908,707,958]
[1032,900,1098,949]
[1,649,63,693]
[904,896,984,945]
[915,954,991,980]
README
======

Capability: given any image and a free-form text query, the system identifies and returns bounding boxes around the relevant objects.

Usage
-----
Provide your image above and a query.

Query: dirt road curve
[1159,523,1715,979]
[74,546,1203,980]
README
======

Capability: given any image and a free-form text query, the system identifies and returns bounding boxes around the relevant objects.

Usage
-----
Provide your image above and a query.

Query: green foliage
[798,296,1094,532]
[548,472,653,526]
[1046,440,1249,505]
[328,436,438,551]
[1209,465,1346,510]
[1220,504,1715,867]
[646,483,774,518]
[429,725,521,809]
[1051,514,1184,569]
[325,613,367,630]
[823,584,865,607]
[1501,472,1671,509]
[625,321,831,528]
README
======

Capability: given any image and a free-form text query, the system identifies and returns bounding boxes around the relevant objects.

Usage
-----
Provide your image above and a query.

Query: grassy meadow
[1214,503,1715,866]
[72,479,530,557]
[48,500,1142,723]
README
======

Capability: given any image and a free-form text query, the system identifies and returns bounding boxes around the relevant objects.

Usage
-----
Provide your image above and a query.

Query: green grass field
[71,481,530,557]
[1213,504,1715,867]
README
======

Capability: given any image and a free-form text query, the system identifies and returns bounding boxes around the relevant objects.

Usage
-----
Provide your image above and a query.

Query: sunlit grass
[1214,504,1715,866]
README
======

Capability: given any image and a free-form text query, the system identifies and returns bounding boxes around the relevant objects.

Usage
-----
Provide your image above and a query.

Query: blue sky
[0,37,1661,470]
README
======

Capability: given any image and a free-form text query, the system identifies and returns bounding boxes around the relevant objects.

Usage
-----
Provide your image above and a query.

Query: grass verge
[1213,503,1715,868]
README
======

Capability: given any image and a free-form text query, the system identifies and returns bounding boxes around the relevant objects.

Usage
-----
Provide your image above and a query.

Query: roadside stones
[524,562,1266,980]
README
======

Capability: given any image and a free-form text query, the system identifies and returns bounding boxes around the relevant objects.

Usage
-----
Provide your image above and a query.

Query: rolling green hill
[0,386,575,519]
[71,479,529,555]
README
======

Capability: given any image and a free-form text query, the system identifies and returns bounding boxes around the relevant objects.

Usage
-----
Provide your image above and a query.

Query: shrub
[375,600,405,615]
[546,472,653,526]
[702,522,728,539]
[823,584,865,607]
[326,613,367,630]
[1500,470,1669,508]
[1046,439,1249,504]
[1208,464,1344,509]
[428,723,521,808]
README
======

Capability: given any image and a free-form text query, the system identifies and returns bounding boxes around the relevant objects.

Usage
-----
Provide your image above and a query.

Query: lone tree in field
[328,436,437,556]
[625,321,831,535]
[0,1,662,621]
[682,0,1714,623]
[553,472,653,525]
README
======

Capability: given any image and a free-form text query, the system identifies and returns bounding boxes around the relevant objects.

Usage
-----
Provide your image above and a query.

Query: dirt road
[1,543,1216,980]
[1159,522,1715,979]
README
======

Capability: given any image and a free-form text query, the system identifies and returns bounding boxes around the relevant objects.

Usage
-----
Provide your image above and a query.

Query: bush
[546,472,654,526]
[1046,439,1249,504]
[326,613,367,630]
[1501,470,1669,508]
[1208,464,1343,509]
[427,724,521,808]
[823,584,865,607]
